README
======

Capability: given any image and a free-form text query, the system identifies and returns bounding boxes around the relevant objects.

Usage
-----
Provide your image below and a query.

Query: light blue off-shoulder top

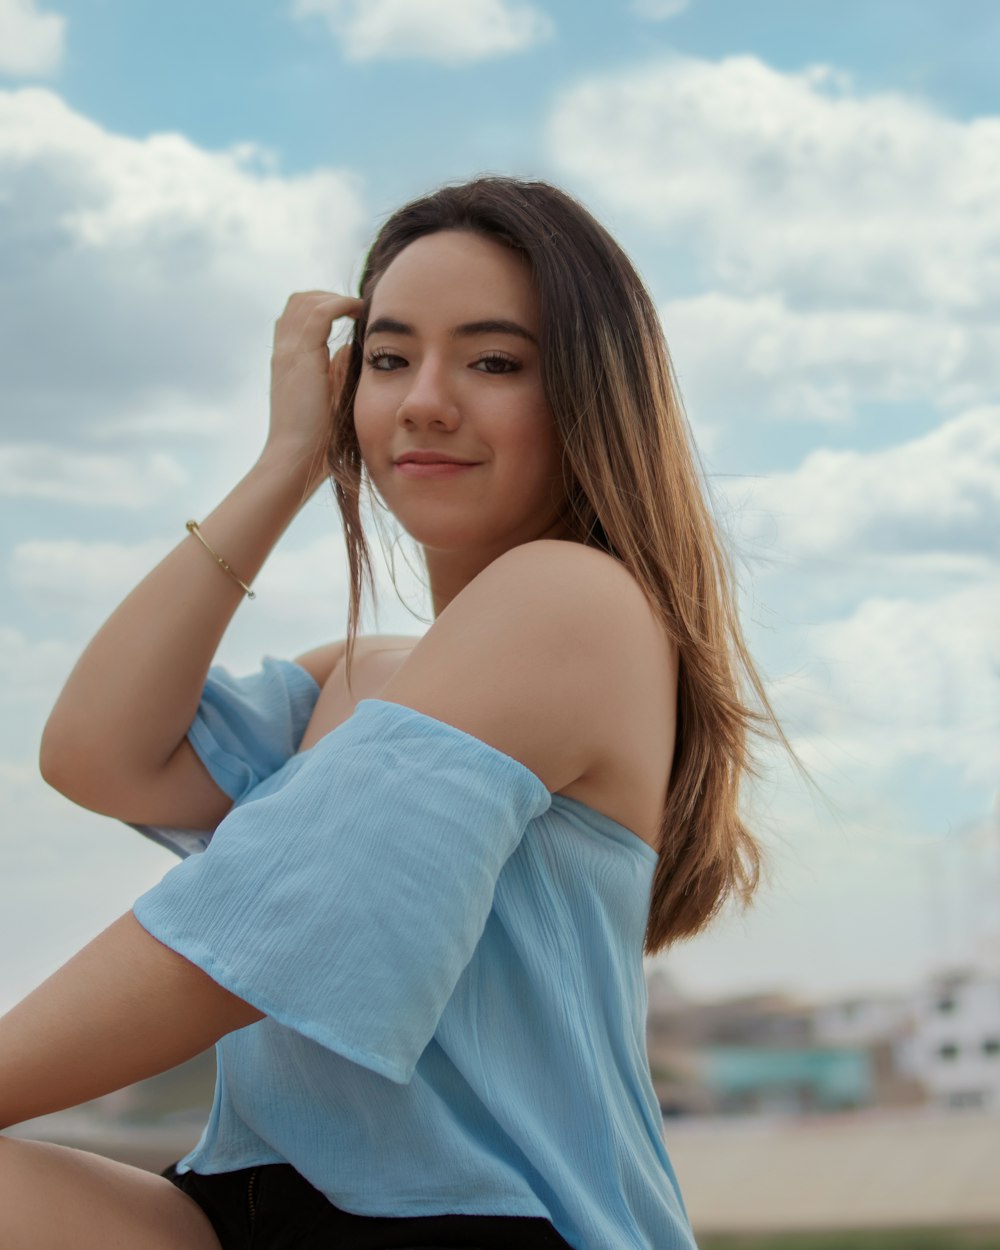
[129,657,696,1250]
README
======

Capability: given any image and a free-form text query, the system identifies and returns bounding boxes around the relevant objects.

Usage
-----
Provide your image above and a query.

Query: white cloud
[9,537,179,622]
[658,570,1000,1000]
[548,54,1000,314]
[291,0,553,64]
[664,782,1000,1000]
[0,88,366,443]
[708,409,1000,801]
[0,632,163,1017]
[0,761,172,1014]
[0,627,78,755]
[725,407,1000,569]
[769,581,1000,791]
[0,0,65,76]
[632,0,689,19]
[663,293,1000,426]
[8,520,428,656]
[0,444,188,507]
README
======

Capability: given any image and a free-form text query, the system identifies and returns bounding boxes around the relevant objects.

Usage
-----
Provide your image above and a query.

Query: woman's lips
[394,462,481,478]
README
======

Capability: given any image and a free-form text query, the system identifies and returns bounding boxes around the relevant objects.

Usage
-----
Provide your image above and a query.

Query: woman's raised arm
[39,293,361,819]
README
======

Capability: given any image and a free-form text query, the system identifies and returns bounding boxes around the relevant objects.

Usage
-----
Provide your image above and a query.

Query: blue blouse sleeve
[131,698,553,1084]
[126,656,321,859]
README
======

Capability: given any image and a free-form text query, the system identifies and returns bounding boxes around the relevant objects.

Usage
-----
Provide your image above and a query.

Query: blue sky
[1,0,997,1014]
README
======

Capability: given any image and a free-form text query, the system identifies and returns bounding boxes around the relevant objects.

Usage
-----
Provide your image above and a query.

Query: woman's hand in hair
[264,291,363,492]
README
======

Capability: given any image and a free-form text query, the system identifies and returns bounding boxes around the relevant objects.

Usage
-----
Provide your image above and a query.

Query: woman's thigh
[0,1136,223,1250]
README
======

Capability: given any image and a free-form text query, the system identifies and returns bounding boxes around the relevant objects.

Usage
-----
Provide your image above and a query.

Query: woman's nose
[396,360,460,427]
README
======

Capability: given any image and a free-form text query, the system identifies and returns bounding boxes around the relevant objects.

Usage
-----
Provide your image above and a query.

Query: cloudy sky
[1,0,997,1016]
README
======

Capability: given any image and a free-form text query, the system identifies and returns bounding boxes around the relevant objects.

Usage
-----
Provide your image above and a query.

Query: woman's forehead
[368,230,538,326]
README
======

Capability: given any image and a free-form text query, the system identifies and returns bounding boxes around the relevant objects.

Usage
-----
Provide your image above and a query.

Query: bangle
[185,520,256,599]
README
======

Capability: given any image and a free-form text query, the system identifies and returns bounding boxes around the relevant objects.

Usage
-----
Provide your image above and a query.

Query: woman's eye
[365,349,405,371]
[364,350,520,374]
[474,353,520,375]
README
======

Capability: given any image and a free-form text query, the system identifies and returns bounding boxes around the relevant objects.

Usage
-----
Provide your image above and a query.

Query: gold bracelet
[185,520,256,599]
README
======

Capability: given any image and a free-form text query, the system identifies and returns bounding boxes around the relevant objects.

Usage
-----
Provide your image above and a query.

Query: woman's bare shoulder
[371,539,670,796]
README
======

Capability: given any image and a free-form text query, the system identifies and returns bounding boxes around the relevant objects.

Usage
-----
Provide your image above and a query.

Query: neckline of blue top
[283,660,655,865]
[292,693,660,866]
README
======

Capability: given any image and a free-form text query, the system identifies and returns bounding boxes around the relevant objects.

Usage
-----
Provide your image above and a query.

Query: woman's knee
[0,1136,222,1250]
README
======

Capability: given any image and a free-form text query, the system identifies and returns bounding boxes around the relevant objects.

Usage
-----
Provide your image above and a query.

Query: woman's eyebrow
[366,316,537,344]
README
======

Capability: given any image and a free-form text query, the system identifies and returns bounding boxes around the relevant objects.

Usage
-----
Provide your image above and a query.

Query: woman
[1,177,804,1249]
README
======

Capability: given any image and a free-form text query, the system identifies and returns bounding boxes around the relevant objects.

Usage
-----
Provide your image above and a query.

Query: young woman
[1,177,803,1249]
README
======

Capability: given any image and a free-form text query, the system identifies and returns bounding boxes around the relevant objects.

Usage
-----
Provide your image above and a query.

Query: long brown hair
[326,176,815,956]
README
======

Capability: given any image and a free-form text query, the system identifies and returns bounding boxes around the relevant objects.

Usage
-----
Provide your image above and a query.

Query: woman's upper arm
[53,647,340,833]
[377,541,639,795]
[115,736,237,831]
[124,646,343,831]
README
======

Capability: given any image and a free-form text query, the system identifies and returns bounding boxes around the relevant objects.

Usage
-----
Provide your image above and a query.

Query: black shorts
[161,1159,573,1250]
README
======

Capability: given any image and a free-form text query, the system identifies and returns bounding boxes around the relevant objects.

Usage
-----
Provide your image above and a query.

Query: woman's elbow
[37,727,126,813]
[37,723,78,796]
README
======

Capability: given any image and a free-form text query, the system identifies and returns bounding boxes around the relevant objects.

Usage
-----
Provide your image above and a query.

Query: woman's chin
[403,524,496,552]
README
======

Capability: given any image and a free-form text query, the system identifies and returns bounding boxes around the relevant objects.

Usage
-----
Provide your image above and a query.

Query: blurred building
[811,986,925,1110]
[895,967,1000,1110]
[644,963,1000,1116]
[650,967,808,1114]
[646,975,889,1117]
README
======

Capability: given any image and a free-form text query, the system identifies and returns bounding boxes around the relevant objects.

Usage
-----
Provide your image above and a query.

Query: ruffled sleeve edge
[122,655,323,857]
[131,897,414,1084]
[187,656,321,803]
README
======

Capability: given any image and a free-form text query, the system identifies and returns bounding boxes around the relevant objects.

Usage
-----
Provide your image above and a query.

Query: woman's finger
[273,294,364,350]
[286,294,362,326]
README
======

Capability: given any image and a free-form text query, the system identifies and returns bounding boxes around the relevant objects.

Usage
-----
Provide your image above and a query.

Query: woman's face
[353,229,568,555]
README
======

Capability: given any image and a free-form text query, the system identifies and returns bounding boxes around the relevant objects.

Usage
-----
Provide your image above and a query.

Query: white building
[812,992,912,1049]
[897,969,1000,1110]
